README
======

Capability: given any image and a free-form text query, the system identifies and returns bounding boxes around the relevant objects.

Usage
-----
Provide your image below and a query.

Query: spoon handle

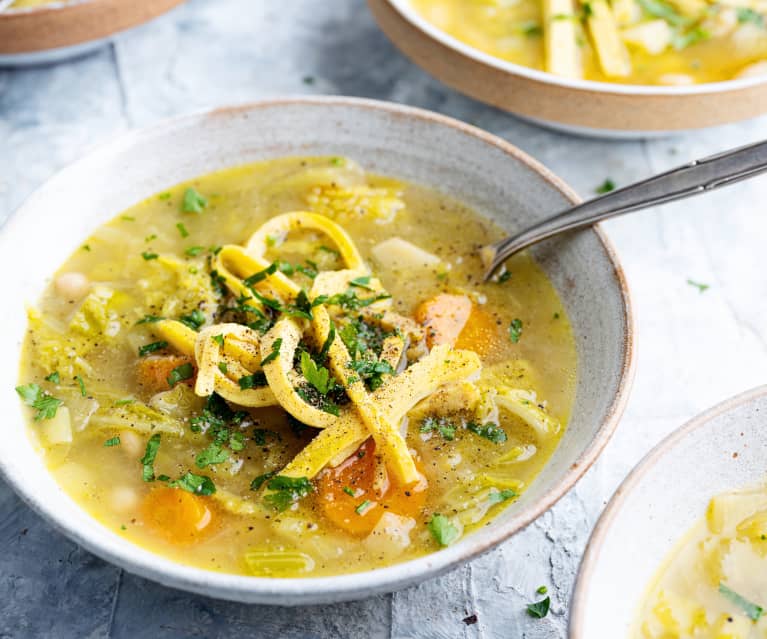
[483,139,767,279]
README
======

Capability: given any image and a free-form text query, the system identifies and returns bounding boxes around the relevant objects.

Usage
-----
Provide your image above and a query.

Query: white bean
[54,272,90,301]
[110,486,139,512]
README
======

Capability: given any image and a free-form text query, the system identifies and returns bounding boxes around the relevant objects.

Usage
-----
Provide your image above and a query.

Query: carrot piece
[455,306,504,359]
[414,294,472,349]
[141,486,214,544]
[135,355,195,394]
[317,439,427,536]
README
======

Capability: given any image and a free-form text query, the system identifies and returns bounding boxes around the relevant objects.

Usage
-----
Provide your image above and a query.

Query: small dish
[570,385,767,636]
[0,97,634,603]
[0,0,186,67]
[368,0,767,137]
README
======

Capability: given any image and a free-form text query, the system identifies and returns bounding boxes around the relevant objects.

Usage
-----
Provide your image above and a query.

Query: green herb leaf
[45,371,60,384]
[104,436,121,447]
[140,433,161,482]
[238,372,268,389]
[508,318,523,343]
[170,472,216,495]
[498,271,512,283]
[536,585,548,595]
[141,251,159,261]
[75,375,87,397]
[596,178,616,194]
[176,222,189,238]
[349,275,374,291]
[719,583,764,621]
[185,245,205,257]
[244,262,278,288]
[428,513,460,546]
[250,471,277,491]
[488,488,517,504]
[420,416,456,441]
[318,321,336,362]
[526,596,551,619]
[179,309,206,331]
[263,475,314,511]
[167,362,194,387]
[300,351,334,395]
[158,192,171,200]
[355,500,373,515]
[737,7,765,25]
[182,187,208,214]
[212,333,224,347]
[195,442,230,468]
[467,421,507,444]
[136,315,164,325]
[687,279,709,293]
[138,341,168,357]
[218,362,228,374]
[260,338,283,366]
[343,486,355,497]
[672,27,709,50]
[16,383,64,421]
[636,0,689,26]
[348,358,394,390]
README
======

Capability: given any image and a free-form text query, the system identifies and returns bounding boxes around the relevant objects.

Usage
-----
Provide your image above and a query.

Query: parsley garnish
[176,222,189,238]
[218,362,228,374]
[420,416,456,441]
[488,488,517,504]
[185,246,205,257]
[355,500,373,515]
[104,436,121,447]
[45,371,60,384]
[349,275,374,291]
[687,279,709,293]
[16,384,64,421]
[212,334,224,347]
[343,486,355,497]
[263,475,314,511]
[719,583,764,621]
[138,341,168,357]
[596,178,616,194]
[508,318,523,343]
[318,321,336,362]
[145,234,157,243]
[498,271,512,283]
[182,187,208,213]
[347,358,394,391]
[536,585,548,595]
[260,338,283,366]
[243,262,278,287]
[158,192,171,200]
[167,362,194,387]
[526,596,550,618]
[300,351,334,395]
[238,372,268,389]
[737,7,764,25]
[636,0,688,26]
[428,513,460,546]
[672,27,709,50]
[179,309,206,330]
[170,472,216,495]
[114,398,135,406]
[466,421,507,444]
[318,245,340,257]
[195,442,230,468]
[250,471,277,491]
[140,433,161,482]
[75,375,87,397]
[136,315,163,325]
[141,251,159,261]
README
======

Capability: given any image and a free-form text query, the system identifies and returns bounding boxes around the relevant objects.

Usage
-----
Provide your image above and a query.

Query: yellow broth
[634,484,767,638]
[410,0,767,85]
[18,157,576,577]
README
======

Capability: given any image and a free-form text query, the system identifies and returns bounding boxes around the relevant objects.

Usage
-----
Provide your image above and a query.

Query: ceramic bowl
[0,97,634,604]
[570,385,767,636]
[368,0,767,137]
[0,0,185,67]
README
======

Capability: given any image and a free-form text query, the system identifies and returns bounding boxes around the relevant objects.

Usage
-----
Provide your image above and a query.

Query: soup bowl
[570,385,767,636]
[0,0,186,67]
[369,0,767,137]
[0,97,634,604]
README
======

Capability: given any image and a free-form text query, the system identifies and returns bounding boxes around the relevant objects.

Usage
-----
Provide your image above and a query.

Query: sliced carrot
[414,294,472,349]
[141,486,214,544]
[135,354,195,395]
[317,439,427,536]
[455,305,504,359]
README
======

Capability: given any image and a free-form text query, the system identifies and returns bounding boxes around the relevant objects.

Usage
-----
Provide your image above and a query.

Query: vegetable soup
[17,156,576,577]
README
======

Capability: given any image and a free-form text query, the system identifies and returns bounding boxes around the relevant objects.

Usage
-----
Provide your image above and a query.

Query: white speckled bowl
[0,97,634,604]
[571,385,767,636]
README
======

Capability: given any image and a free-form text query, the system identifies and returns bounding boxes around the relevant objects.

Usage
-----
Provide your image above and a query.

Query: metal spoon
[481,139,767,281]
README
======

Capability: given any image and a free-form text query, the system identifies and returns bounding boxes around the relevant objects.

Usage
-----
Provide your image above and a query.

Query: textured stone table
[2,1,767,637]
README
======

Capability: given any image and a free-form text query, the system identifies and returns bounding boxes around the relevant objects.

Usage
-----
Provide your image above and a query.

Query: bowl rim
[1,95,636,601]
[385,0,767,97]
[569,383,767,637]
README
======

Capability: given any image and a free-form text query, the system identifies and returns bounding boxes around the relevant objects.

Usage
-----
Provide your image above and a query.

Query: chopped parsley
[179,309,206,330]
[508,318,523,343]
[140,433,161,482]
[195,442,230,468]
[75,375,87,397]
[136,315,163,325]
[44,371,60,384]
[347,358,394,391]
[176,222,189,238]
[300,351,334,395]
[526,596,551,619]
[250,471,277,491]
[355,500,373,515]
[672,27,709,50]
[182,187,208,213]
[138,341,168,357]
[170,472,216,495]
[488,488,517,504]
[141,251,159,261]
[636,0,688,26]
[15,384,64,421]
[719,583,764,621]
[260,338,283,366]
[428,513,460,547]
[536,585,548,595]
[466,421,507,444]
[318,321,336,362]
[498,271,512,283]
[218,362,228,374]
[243,262,278,287]
[114,398,135,406]
[420,416,456,441]
[238,372,267,389]
[349,275,374,291]
[145,234,157,243]
[262,475,314,512]
[687,279,709,293]
[104,436,121,447]
[167,362,194,387]
[343,486,355,497]
[185,245,205,257]
[737,7,764,25]
[157,192,171,200]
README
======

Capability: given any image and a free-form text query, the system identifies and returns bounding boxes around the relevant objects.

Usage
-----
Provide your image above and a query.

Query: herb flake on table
[595,178,616,194]
[687,278,709,293]
[526,596,551,618]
